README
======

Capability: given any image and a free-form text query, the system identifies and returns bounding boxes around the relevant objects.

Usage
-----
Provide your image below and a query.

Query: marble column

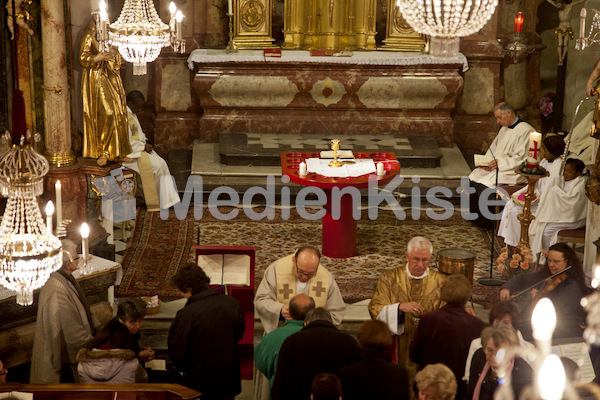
[41,0,76,167]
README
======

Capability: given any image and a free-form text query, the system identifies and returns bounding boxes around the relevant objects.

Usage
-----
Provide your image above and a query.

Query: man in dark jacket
[168,263,245,400]
[409,274,484,400]
[271,307,361,400]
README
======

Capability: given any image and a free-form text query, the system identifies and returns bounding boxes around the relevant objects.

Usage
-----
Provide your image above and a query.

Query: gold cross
[279,284,294,300]
[312,281,326,297]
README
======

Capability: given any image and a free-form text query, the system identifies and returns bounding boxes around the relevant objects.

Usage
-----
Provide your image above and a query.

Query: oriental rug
[117,207,502,304]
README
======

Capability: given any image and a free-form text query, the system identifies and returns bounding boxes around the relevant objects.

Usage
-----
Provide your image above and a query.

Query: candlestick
[228,0,233,15]
[176,10,183,41]
[55,180,62,228]
[580,8,587,40]
[514,12,524,33]
[376,162,384,176]
[80,223,90,262]
[225,12,238,53]
[45,201,54,235]
[299,161,307,176]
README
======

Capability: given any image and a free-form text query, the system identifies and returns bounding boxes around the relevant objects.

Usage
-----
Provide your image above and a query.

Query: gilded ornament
[241,0,264,31]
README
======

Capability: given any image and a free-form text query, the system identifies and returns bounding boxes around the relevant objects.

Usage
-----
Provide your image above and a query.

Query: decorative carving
[241,0,264,31]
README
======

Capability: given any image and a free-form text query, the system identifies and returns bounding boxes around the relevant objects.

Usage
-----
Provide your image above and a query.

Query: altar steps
[219,132,443,169]
[184,141,472,207]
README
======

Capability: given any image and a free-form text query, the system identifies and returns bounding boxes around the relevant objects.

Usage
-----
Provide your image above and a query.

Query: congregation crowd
[1,233,592,400]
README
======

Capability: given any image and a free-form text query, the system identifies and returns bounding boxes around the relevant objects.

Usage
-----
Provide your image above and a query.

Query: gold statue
[79,16,132,166]
[329,139,343,167]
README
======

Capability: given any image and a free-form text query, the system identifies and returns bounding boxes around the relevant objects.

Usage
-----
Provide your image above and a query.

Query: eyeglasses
[547,258,566,265]
[409,257,432,265]
[295,263,318,278]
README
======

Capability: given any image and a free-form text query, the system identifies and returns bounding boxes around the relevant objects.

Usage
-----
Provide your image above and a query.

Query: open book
[320,150,354,159]
[197,254,251,286]
[474,154,493,167]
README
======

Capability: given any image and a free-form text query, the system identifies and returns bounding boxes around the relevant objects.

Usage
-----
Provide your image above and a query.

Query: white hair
[407,236,433,255]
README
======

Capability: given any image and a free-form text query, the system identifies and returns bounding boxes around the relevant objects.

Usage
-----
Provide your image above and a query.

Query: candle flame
[80,223,90,239]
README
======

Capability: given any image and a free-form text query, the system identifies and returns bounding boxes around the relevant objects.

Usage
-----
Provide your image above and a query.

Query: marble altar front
[176,49,466,152]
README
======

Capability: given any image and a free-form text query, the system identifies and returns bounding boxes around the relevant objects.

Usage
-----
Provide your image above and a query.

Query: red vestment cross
[529,141,540,159]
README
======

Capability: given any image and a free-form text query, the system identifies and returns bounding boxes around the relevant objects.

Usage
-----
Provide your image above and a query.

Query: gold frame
[233,0,277,49]
[380,0,428,52]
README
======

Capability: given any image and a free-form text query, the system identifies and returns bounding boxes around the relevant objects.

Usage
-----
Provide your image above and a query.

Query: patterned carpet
[118,207,502,304]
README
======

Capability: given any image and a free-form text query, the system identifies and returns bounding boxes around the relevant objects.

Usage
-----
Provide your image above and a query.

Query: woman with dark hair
[76,315,148,383]
[500,242,588,341]
[338,320,409,400]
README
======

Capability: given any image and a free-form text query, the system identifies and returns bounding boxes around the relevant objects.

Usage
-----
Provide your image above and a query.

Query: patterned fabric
[118,208,501,303]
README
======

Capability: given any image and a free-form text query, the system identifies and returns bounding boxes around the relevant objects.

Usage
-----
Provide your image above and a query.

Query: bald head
[294,247,320,283]
[289,294,316,320]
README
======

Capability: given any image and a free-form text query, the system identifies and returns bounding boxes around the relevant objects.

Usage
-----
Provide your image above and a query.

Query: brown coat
[30,271,96,383]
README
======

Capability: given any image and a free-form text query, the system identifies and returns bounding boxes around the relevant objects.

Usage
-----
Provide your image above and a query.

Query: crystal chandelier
[99,0,185,76]
[396,0,499,57]
[0,132,62,306]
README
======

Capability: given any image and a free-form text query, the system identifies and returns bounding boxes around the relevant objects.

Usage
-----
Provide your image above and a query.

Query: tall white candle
[526,131,543,167]
[228,0,233,14]
[580,8,587,40]
[55,180,62,228]
[376,162,384,175]
[299,161,307,176]
[81,223,90,261]
[45,201,54,235]
[176,10,183,41]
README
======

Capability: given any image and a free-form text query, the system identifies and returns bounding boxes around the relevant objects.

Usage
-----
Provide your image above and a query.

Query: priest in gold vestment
[368,237,446,386]
[79,16,131,166]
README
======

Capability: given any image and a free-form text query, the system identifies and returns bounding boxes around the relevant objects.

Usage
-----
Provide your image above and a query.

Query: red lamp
[515,12,524,33]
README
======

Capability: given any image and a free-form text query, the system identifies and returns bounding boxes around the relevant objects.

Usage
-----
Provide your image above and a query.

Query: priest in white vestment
[254,246,345,334]
[529,158,588,257]
[468,102,534,228]
[497,135,565,247]
[122,91,180,211]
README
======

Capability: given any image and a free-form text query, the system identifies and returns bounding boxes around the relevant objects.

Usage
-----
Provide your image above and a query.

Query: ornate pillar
[40,0,76,167]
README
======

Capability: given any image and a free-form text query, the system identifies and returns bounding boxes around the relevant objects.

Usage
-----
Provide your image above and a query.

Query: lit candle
[45,201,54,235]
[299,161,307,176]
[526,131,542,168]
[580,8,587,40]
[81,223,90,261]
[176,10,183,41]
[531,298,556,358]
[99,0,108,41]
[169,1,176,17]
[376,162,384,176]
[514,12,524,33]
[228,0,233,15]
[538,354,566,400]
[55,180,62,228]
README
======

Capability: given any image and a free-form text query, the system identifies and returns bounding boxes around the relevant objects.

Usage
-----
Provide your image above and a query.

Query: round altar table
[281,151,400,258]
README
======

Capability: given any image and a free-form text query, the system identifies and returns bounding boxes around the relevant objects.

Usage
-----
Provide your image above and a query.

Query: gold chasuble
[369,267,446,389]
[274,254,329,307]
[126,109,160,211]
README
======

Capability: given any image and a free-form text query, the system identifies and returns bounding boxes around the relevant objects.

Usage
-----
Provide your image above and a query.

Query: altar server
[529,158,588,257]
[468,102,534,228]
[122,90,180,211]
[497,135,565,247]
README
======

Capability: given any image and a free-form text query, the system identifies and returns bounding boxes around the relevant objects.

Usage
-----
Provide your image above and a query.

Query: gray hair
[304,307,332,325]
[61,239,77,266]
[407,236,433,255]
[494,102,514,114]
